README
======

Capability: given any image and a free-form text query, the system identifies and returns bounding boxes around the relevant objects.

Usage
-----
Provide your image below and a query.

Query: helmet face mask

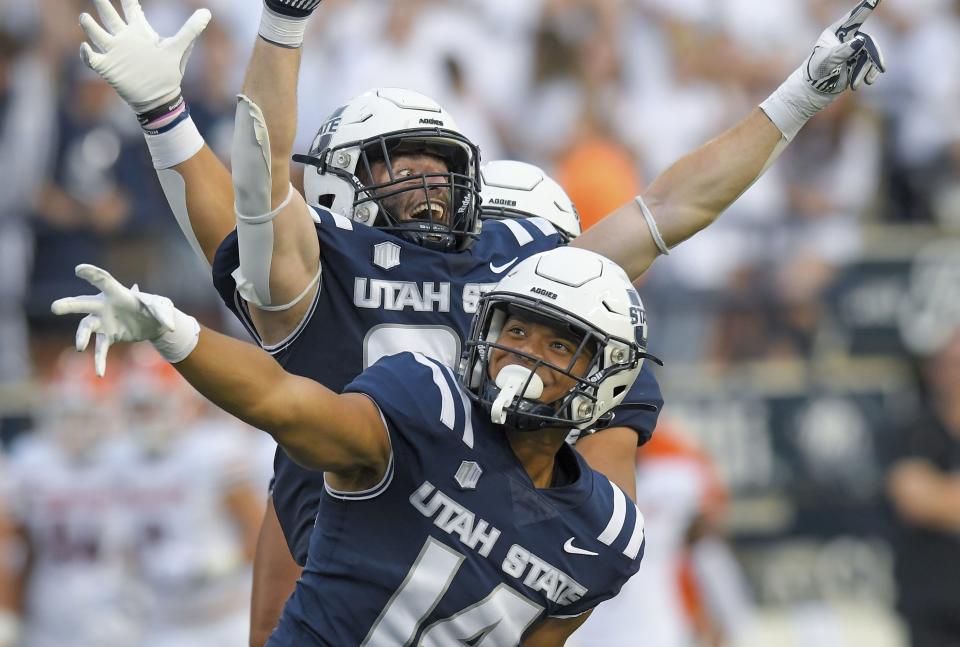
[295,89,482,252]
[464,296,638,431]
[459,248,651,432]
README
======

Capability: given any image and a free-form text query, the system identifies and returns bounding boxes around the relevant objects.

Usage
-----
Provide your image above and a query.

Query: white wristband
[258,6,308,48]
[759,67,835,142]
[152,308,201,363]
[144,117,204,170]
[635,195,670,256]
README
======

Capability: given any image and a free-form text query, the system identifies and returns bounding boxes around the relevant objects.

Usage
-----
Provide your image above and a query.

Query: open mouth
[408,200,448,225]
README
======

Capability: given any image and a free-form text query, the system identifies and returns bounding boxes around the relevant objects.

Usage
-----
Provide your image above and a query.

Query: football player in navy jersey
[80,1,665,632]
[54,246,654,646]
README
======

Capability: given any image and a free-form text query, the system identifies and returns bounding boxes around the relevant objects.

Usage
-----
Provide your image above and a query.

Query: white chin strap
[490,365,544,425]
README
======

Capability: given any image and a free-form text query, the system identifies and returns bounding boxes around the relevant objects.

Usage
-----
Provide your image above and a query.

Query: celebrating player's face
[368,153,452,226]
[488,314,595,404]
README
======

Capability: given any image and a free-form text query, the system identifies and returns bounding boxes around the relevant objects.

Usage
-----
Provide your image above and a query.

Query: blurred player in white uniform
[572,421,754,647]
[112,349,263,647]
[0,355,140,647]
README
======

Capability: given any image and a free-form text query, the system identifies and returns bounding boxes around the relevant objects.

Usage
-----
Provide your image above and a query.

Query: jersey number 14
[363,537,544,646]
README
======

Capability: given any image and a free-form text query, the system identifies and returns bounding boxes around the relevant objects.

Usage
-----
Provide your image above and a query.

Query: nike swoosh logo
[563,538,598,557]
[489,258,518,274]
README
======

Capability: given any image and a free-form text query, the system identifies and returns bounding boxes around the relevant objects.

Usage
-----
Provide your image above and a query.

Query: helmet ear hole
[317,194,335,208]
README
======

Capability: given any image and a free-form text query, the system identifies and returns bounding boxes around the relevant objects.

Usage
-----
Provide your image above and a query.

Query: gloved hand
[803,0,885,94]
[79,0,210,115]
[51,264,199,376]
[761,0,886,141]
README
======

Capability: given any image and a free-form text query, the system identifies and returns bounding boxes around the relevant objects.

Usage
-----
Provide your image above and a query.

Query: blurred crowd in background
[1,0,959,645]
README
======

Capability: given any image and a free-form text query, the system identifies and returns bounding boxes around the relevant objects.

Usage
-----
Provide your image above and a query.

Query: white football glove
[79,0,211,114]
[761,0,886,141]
[805,0,885,93]
[51,264,199,377]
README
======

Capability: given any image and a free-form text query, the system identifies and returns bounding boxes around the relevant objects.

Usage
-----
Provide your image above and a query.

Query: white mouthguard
[490,365,544,425]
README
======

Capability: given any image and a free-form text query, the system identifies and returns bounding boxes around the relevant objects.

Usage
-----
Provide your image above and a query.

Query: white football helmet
[460,247,653,431]
[480,160,581,242]
[294,88,482,251]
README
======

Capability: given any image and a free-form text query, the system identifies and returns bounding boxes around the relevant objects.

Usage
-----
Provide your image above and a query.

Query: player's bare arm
[575,0,885,280]
[168,147,236,264]
[231,35,320,344]
[574,110,781,280]
[522,610,593,646]
[50,265,390,487]
[221,0,338,345]
[78,0,323,342]
[78,0,236,265]
[574,427,640,501]
[175,330,386,486]
[249,500,301,647]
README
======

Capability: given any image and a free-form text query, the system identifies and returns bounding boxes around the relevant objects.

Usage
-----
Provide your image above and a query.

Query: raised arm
[228,15,321,342]
[174,325,384,475]
[521,611,593,646]
[574,0,885,280]
[574,110,780,279]
[79,0,325,342]
[50,264,389,479]
[79,0,235,265]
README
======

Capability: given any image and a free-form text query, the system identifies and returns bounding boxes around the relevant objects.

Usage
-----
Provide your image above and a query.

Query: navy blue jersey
[212,207,661,563]
[268,353,645,646]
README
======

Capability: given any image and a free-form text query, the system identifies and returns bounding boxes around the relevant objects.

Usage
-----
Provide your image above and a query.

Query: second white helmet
[480,160,582,242]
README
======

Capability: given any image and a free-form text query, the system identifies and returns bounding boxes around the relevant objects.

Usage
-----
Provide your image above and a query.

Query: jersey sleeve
[555,473,646,618]
[210,228,244,322]
[480,216,564,257]
[343,352,474,453]
[210,205,367,349]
